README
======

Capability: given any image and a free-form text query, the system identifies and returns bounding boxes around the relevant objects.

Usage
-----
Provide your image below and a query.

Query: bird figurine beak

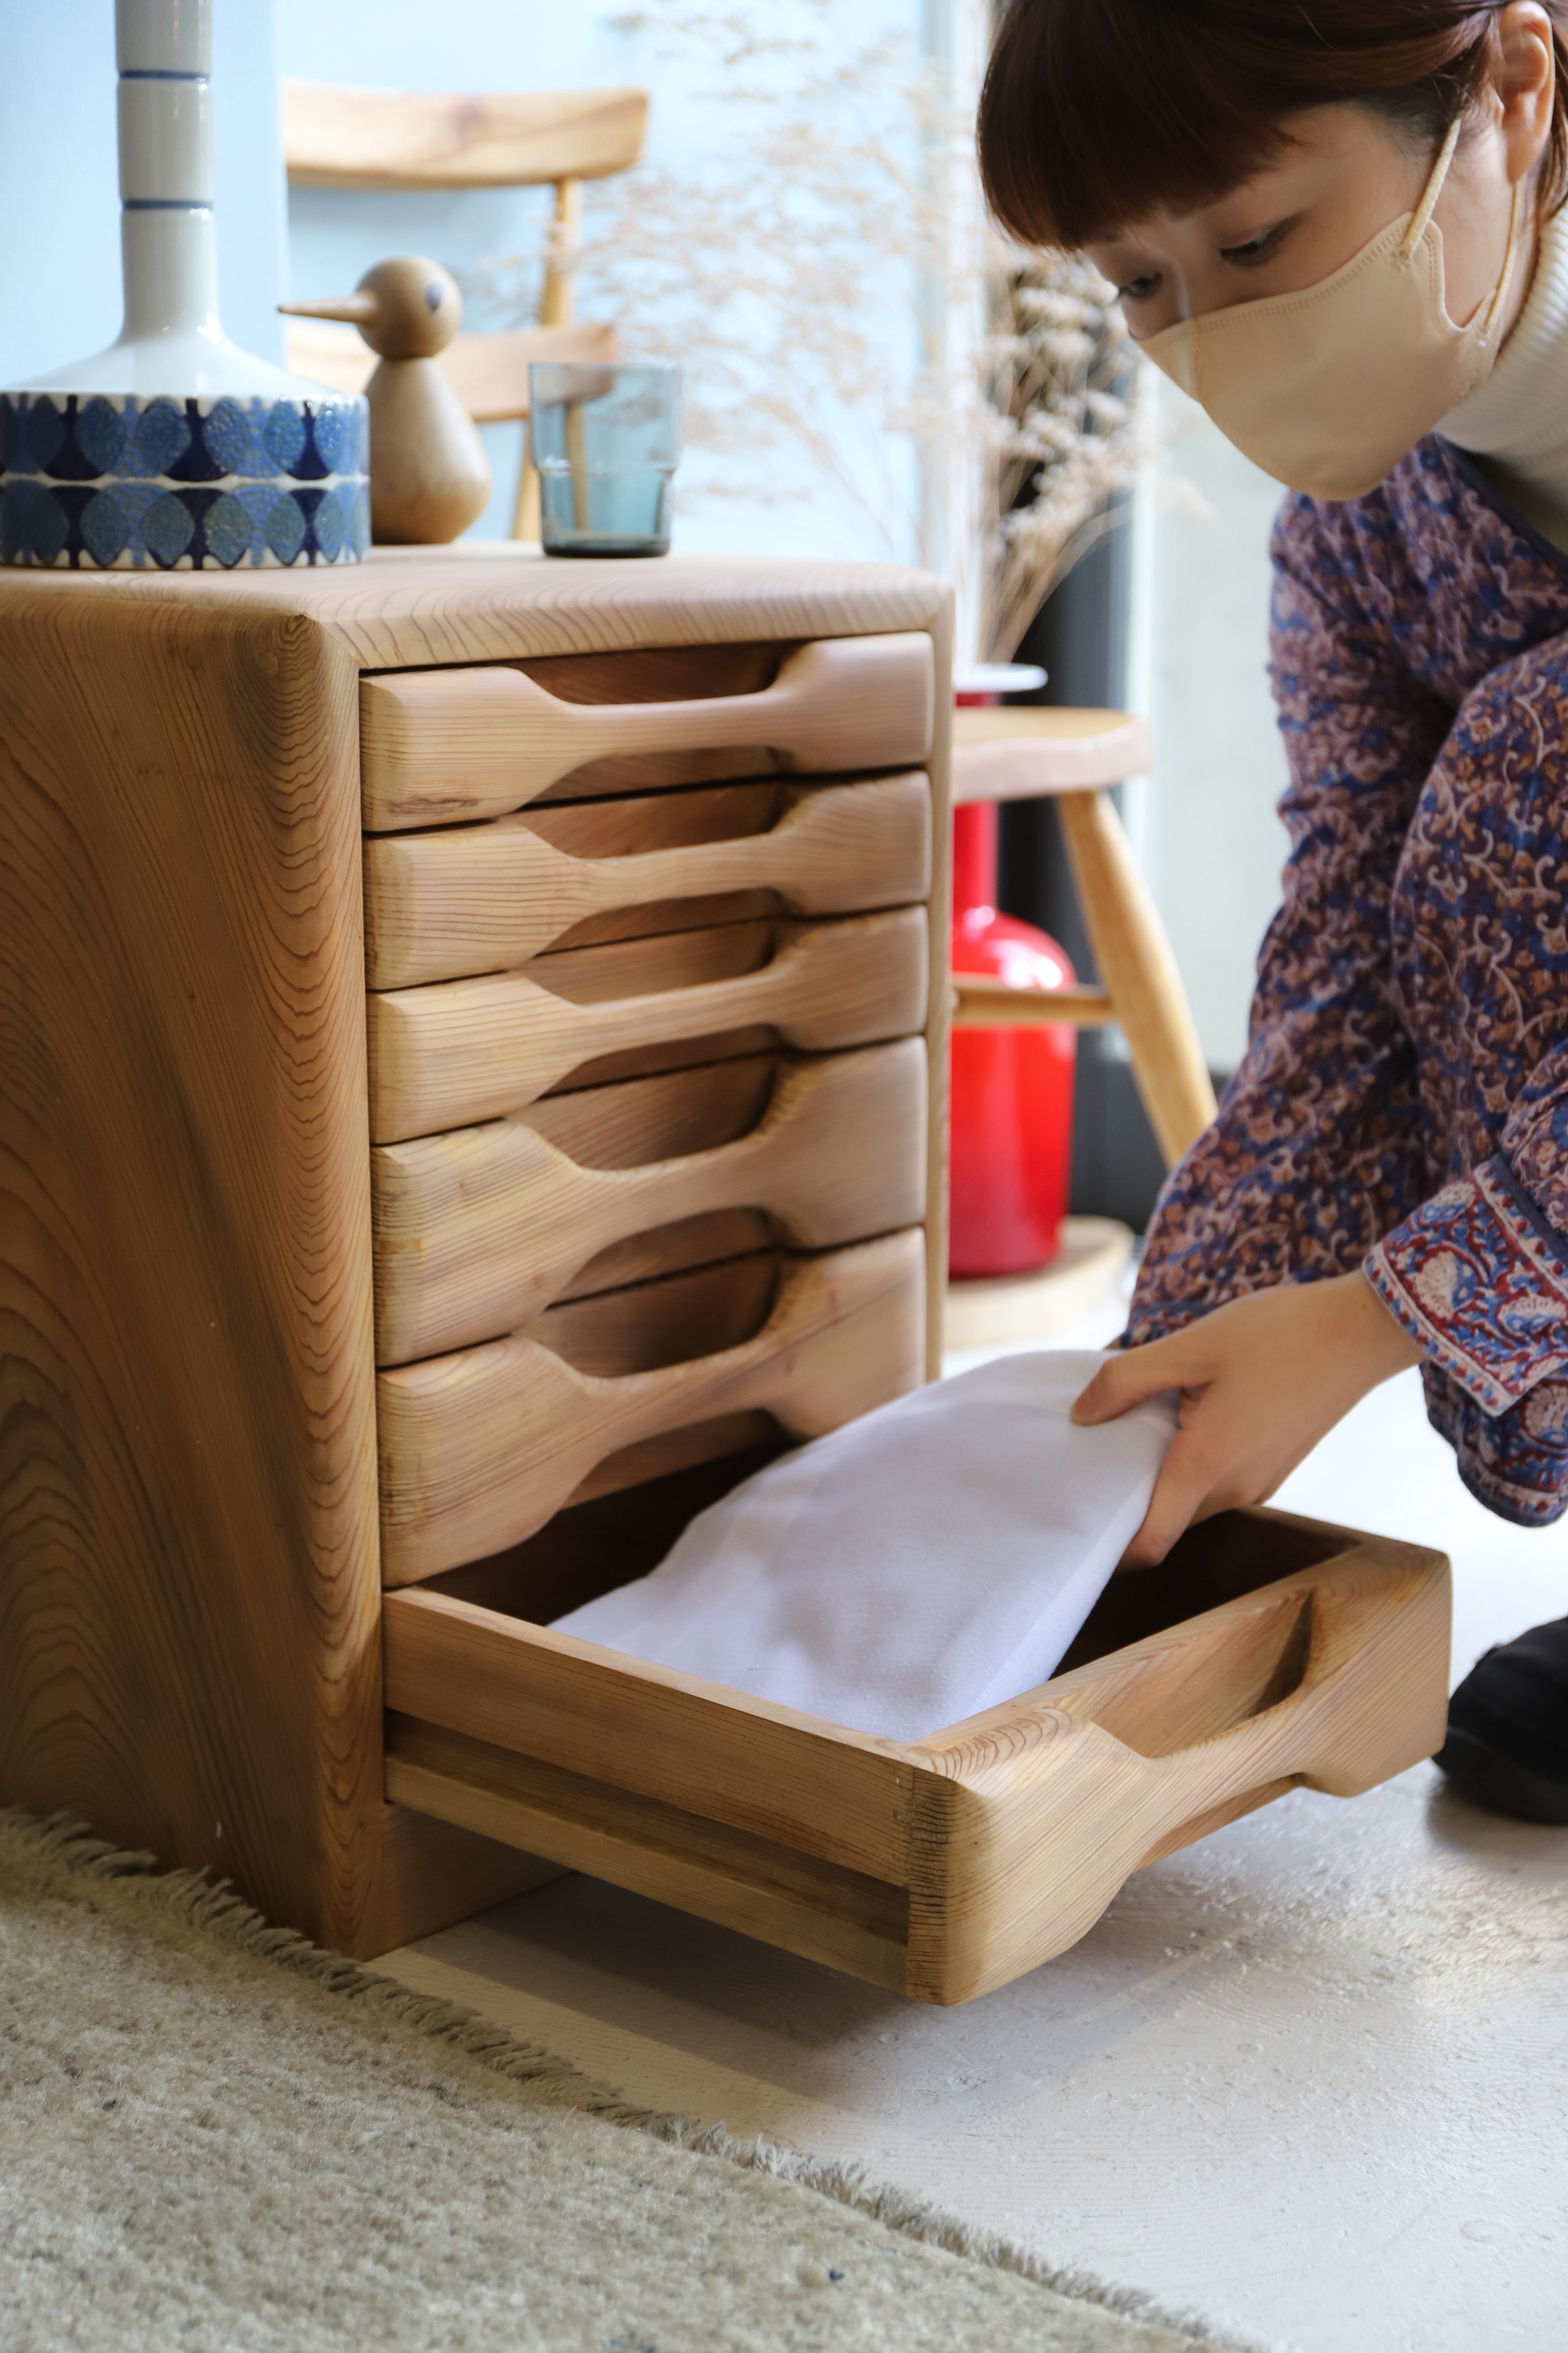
[278,294,379,327]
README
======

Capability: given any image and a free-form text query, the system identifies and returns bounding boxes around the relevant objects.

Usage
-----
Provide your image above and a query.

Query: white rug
[0,1809,1258,2353]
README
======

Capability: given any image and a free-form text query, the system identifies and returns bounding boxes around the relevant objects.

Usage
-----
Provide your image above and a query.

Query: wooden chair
[949,707,1217,1169]
[280,79,648,537]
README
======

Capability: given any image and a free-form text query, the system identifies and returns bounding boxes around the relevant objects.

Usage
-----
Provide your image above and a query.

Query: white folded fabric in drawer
[553,1350,1177,1743]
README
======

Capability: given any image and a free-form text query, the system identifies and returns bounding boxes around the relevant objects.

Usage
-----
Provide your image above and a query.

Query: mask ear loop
[1482,174,1529,335]
[1399,112,1465,260]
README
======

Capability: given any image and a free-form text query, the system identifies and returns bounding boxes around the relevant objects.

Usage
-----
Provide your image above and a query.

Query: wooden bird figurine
[281,256,491,544]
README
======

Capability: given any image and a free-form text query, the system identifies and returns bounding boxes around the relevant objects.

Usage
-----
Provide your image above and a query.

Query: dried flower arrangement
[466,0,1146,659]
[978,256,1148,660]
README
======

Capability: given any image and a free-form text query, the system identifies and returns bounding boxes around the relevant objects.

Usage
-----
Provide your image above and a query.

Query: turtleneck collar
[1444,204,1568,456]
[1439,204,1568,547]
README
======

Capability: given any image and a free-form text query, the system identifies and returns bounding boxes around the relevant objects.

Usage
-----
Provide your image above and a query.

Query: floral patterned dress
[1129,436,1568,1526]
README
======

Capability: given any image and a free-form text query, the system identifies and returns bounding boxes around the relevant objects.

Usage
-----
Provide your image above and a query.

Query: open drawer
[381,1485,1451,2004]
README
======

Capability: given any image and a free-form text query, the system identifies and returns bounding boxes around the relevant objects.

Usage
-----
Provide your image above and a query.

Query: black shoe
[1437,1616,1568,1825]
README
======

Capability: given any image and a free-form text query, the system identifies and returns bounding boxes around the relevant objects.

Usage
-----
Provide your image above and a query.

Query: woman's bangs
[978,3,1293,247]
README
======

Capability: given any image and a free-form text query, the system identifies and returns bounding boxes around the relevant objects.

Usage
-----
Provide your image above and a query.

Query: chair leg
[512,443,541,541]
[513,177,584,542]
[539,177,582,328]
[1055,788,1218,1169]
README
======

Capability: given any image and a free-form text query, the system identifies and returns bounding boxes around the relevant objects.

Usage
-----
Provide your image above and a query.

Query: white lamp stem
[116,0,221,345]
[2,0,368,569]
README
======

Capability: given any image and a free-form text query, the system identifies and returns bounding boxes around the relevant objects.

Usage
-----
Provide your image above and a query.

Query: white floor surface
[384,1322,1568,2353]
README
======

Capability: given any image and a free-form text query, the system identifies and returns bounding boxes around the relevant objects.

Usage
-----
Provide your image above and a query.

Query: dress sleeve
[1365,1133,1568,1414]
[1360,618,1568,1414]
[1128,494,1454,1343]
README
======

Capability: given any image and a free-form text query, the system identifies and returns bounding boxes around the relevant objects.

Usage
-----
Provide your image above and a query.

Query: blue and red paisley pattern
[1129,437,1568,1525]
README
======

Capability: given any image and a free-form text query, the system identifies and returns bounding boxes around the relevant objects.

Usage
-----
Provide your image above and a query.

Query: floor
[385,1307,1568,2353]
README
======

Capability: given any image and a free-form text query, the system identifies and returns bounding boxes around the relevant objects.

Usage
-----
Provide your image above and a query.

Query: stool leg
[1056,788,1217,1169]
[512,444,541,542]
[512,175,583,542]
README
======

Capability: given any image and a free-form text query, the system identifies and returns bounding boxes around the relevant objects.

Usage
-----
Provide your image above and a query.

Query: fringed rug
[0,1808,1258,2352]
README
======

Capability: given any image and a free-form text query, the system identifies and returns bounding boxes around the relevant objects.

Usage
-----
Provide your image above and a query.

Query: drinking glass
[529,362,681,557]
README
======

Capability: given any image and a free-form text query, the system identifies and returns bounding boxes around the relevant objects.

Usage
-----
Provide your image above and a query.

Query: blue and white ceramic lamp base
[1,390,369,569]
[1,0,368,570]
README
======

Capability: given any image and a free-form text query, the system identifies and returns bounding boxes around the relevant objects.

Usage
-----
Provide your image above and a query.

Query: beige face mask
[1139,117,1526,500]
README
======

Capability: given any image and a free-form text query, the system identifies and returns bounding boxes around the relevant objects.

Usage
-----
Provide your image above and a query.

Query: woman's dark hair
[977,0,1568,247]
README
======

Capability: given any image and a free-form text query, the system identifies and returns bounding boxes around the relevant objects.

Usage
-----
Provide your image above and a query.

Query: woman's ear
[1496,1,1557,182]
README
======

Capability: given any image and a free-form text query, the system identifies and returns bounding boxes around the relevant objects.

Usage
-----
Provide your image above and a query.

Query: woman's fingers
[1070,1331,1198,1425]
[1119,1428,1227,1567]
[1087,1276,1421,1570]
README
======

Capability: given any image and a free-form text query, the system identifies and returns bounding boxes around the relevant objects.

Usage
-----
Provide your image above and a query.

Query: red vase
[948,798,1077,1278]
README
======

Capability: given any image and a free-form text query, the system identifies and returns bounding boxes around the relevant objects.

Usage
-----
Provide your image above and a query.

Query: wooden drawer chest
[0,549,1449,2001]
[0,549,952,1959]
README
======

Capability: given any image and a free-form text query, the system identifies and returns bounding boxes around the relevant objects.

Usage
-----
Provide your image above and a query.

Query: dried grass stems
[464,0,1148,657]
[979,257,1152,660]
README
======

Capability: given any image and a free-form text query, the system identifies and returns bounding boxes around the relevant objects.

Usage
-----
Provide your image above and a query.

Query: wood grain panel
[525,1048,783,1303]
[371,1801,566,1951]
[508,1060,799,1304]
[904,1534,1451,2003]
[381,1585,922,1880]
[552,1211,774,1306]
[0,550,953,1955]
[531,1049,780,1299]
[371,1039,926,1361]
[514,640,786,801]
[521,1251,781,1376]
[359,632,935,830]
[380,1507,1445,2002]
[385,1715,910,1990]
[950,706,1152,803]
[377,1228,926,1582]
[0,551,954,680]
[555,1411,783,1511]
[282,79,649,189]
[363,771,932,986]
[0,588,391,1945]
[367,909,929,1141]
[522,1053,778,1165]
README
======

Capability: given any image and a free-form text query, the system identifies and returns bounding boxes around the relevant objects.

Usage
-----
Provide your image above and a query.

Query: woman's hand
[1070,1273,1424,1567]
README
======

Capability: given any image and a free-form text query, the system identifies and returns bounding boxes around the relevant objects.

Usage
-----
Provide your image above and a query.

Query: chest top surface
[0,545,953,672]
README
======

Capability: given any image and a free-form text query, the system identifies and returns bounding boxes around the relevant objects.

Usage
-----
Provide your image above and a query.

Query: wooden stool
[950,707,1217,1169]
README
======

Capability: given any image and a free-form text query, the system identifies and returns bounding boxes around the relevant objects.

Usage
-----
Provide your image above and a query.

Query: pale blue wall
[0,0,927,561]
[0,0,287,384]
[276,0,924,554]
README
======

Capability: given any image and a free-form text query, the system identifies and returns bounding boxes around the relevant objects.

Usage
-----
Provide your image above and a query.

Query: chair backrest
[280,79,647,532]
[280,81,648,192]
[282,317,619,425]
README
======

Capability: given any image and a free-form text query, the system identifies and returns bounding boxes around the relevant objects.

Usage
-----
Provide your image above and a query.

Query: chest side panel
[0,588,384,1944]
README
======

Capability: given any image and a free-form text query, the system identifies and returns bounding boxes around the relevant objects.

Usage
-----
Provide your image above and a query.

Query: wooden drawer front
[380,1511,1451,2000]
[372,1038,927,1364]
[381,1581,920,1887]
[480,1052,778,1311]
[367,908,928,1144]
[361,632,935,832]
[377,1226,925,1584]
[363,771,933,988]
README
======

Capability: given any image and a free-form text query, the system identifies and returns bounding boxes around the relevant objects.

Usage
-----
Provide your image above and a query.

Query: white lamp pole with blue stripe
[0,0,368,568]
